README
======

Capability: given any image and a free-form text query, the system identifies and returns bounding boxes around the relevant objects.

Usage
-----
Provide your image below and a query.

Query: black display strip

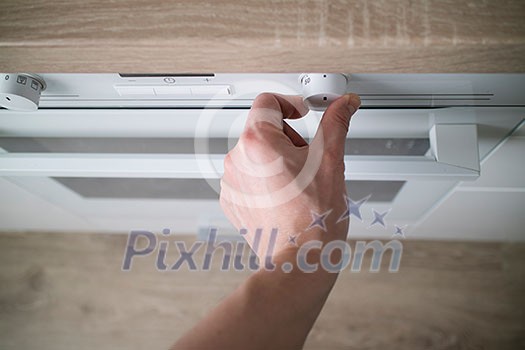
[118,73,215,78]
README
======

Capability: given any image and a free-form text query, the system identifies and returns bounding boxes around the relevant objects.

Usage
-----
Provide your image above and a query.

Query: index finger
[244,93,309,132]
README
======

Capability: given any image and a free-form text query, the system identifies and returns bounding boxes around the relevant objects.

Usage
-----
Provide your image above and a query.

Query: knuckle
[253,92,278,108]
[240,127,273,155]
[223,153,234,172]
[220,176,236,194]
[219,177,227,189]
[241,127,260,144]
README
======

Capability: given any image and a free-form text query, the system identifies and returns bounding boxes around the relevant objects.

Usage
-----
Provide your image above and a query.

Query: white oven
[0,73,523,240]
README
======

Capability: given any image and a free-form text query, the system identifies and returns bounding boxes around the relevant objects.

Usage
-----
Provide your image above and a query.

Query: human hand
[220,93,361,264]
[173,92,361,350]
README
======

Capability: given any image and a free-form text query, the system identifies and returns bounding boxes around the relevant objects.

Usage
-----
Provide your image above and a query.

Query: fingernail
[345,94,361,112]
[340,95,354,115]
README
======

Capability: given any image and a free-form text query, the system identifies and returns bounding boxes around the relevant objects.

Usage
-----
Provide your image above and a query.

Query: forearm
[172,247,339,350]
[173,92,359,349]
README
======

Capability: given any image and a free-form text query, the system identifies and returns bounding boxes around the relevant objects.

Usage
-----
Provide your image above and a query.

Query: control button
[191,85,231,95]
[17,75,27,85]
[115,86,155,96]
[154,86,191,95]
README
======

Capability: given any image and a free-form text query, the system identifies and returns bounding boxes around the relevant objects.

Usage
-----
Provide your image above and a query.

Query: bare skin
[172,93,361,350]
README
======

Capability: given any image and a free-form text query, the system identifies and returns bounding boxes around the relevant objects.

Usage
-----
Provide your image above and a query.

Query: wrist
[263,242,340,290]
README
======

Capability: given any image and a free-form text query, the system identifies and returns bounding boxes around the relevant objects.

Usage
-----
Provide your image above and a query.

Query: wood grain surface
[1,0,524,73]
[0,232,523,349]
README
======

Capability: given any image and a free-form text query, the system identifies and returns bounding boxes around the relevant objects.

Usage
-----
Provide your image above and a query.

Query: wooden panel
[0,232,523,349]
[1,0,524,72]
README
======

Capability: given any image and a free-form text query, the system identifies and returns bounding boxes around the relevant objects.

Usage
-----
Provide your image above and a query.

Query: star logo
[307,209,332,232]
[392,225,407,239]
[369,209,389,228]
[338,195,371,222]
[287,234,298,246]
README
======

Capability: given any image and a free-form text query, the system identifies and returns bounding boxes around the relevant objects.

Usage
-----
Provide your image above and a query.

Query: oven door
[0,73,523,240]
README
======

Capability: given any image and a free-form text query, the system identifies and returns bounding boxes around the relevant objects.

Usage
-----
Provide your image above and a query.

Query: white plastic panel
[430,124,479,171]
[116,85,232,96]
[0,107,523,139]
[460,136,525,189]
[33,73,525,108]
[1,73,523,240]
[0,153,479,180]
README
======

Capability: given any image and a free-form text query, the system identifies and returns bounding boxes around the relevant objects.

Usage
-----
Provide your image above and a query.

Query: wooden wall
[1,1,524,349]
[1,0,524,73]
[0,232,523,349]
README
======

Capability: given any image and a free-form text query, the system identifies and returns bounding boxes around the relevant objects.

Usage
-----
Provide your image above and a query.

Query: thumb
[313,93,361,162]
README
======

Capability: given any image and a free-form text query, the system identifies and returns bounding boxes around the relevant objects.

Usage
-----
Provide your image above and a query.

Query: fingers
[283,121,308,147]
[250,93,309,122]
[242,93,309,145]
[313,93,361,162]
